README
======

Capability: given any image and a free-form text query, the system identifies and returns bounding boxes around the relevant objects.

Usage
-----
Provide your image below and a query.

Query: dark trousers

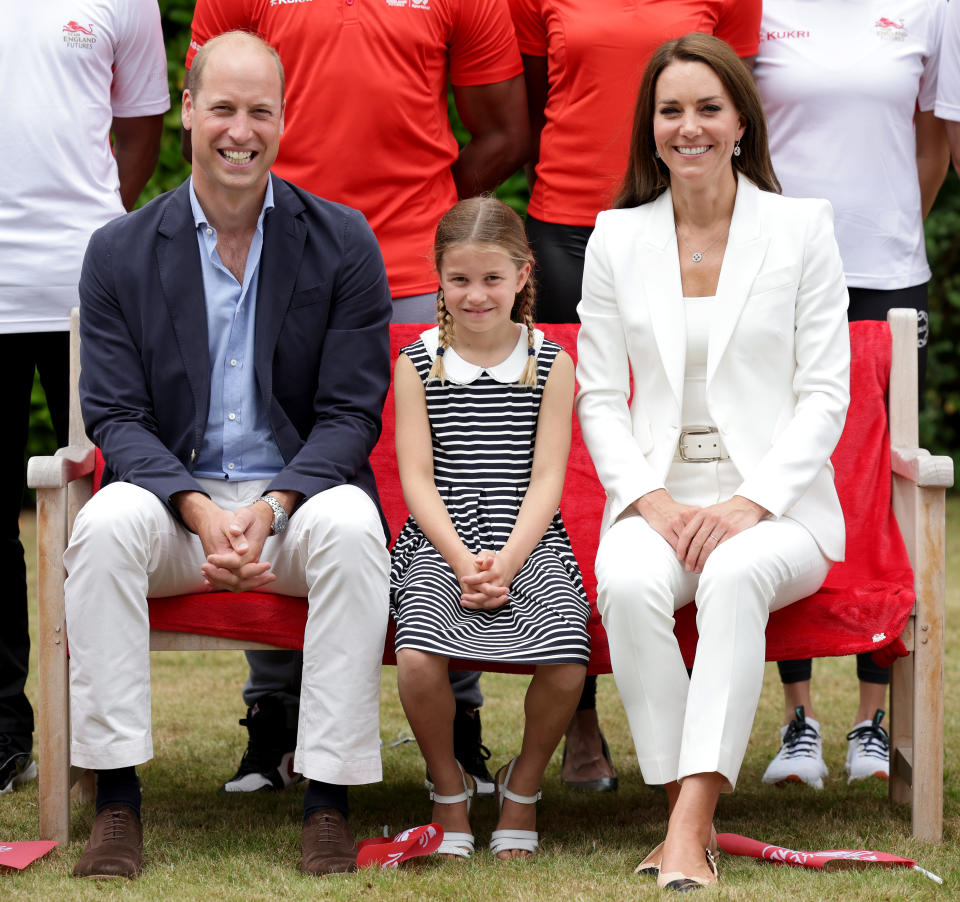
[0,332,70,736]
[524,216,594,324]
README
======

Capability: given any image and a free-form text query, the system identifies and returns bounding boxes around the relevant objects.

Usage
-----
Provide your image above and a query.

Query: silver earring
[654,148,661,159]
[733,140,741,158]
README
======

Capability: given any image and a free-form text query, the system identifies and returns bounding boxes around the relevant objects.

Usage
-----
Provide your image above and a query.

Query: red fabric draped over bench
[144,321,913,674]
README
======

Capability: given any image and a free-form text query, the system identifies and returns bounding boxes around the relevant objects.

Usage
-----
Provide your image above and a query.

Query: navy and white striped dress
[390,326,590,666]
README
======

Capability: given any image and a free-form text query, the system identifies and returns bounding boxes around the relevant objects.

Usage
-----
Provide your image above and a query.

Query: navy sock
[303,780,349,821]
[95,766,141,817]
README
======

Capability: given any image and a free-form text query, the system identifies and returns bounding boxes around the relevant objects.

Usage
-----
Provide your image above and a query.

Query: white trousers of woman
[63,478,390,785]
[595,513,830,791]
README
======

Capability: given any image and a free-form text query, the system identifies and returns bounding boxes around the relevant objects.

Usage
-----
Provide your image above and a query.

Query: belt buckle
[678,425,721,462]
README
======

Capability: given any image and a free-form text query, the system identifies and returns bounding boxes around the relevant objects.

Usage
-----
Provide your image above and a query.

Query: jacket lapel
[156,182,210,415]
[708,176,769,384]
[641,189,686,408]
[255,175,306,402]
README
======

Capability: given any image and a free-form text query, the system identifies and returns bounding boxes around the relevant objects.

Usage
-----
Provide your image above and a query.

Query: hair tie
[527,347,535,357]
[436,346,445,357]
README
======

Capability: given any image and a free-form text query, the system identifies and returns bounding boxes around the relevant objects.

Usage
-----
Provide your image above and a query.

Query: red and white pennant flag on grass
[716,833,942,884]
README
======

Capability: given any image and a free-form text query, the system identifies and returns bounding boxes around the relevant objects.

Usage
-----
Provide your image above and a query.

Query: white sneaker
[846,709,889,783]
[762,706,828,789]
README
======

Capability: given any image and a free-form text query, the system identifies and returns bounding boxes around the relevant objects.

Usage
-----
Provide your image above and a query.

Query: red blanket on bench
[146,321,914,674]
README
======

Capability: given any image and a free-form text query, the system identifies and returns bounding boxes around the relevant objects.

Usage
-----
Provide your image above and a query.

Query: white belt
[676,426,729,462]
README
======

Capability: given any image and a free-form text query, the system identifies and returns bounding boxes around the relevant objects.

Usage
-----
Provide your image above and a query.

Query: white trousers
[63,478,390,785]
[595,513,830,791]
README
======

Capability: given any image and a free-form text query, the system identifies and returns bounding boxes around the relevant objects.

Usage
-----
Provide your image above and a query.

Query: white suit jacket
[575,176,850,562]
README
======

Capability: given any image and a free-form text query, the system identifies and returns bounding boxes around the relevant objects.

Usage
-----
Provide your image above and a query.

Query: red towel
[147,321,913,674]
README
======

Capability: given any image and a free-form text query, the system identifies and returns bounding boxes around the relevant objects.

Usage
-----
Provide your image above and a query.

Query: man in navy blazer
[64,32,392,879]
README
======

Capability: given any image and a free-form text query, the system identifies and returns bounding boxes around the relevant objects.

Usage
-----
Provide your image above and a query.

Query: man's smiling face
[182,34,284,205]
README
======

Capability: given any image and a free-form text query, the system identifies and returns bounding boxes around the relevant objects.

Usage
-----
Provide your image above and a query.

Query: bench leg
[909,489,945,843]
[36,487,72,844]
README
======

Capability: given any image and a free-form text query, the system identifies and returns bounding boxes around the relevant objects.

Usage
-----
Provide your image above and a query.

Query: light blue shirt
[189,177,286,480]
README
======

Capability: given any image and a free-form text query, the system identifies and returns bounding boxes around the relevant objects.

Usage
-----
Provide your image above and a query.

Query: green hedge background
[26,0,960,483]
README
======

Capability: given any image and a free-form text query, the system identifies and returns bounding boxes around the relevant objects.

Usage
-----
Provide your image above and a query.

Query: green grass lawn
[2,500,958,900]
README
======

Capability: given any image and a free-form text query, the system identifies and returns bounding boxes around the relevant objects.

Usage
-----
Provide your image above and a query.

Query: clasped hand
[457,550,518,610]
[197,502,276,592]
[636,489,768,574]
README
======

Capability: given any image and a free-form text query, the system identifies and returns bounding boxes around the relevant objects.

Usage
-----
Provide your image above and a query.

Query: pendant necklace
[675,224,729,263]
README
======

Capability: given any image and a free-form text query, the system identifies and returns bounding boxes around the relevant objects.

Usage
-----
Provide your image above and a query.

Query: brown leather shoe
[300,808,358,875]
[72,804,143,879]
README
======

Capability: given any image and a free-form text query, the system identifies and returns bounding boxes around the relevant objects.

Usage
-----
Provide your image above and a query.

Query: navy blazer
[78,175,392,520]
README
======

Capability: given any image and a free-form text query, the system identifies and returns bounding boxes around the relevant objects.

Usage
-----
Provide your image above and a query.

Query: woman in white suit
[575,34,849,890]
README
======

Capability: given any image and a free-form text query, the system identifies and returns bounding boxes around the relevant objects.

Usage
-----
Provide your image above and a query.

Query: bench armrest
[891,447,955,488]
[27,446,96,490]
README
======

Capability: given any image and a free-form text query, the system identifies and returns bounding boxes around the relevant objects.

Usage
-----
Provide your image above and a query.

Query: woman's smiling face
[652,60,745,188]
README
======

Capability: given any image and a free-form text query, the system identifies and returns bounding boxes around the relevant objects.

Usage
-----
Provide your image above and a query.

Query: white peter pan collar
[420,325,545,385]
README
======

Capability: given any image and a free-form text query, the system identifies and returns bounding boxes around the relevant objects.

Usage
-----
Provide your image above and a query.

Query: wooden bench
[28,310,952,843]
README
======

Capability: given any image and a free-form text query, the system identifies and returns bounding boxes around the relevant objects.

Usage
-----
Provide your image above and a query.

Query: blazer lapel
[708,176,769,384]
[156,182,210,414]
[640,189,686,408]
[255,175,306,401]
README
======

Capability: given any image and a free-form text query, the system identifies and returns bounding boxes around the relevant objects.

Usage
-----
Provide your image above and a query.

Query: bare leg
[658,772,724,883]
[396,649,471,845]
[636,780,716,874]
[495,663,585,860]
[783,680,816,724]
[854,680,887,726]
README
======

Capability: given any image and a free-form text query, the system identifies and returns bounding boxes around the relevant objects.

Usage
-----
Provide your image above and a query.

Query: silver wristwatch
[260,494,289,535]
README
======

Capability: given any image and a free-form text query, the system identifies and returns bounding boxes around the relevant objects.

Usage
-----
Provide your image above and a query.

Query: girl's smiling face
[438,244,531,338]
[652,60,745,188]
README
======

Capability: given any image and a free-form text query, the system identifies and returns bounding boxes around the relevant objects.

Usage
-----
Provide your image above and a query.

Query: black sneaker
[424,706,495,797]
[221,698,302,793]
[0,733,36,795]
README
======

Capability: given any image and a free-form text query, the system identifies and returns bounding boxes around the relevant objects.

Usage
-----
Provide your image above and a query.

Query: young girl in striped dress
[390,197,590,860]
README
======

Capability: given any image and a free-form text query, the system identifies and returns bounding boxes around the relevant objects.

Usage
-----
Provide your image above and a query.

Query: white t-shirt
[754,0,945,290]
[0,2,169,333]
[934,0,960,121]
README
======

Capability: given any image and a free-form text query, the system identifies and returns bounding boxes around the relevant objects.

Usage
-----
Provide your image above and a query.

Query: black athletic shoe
[0,733,36,795]
[221,698,303,793]
[453,706,495,796]
[425,705,495,798]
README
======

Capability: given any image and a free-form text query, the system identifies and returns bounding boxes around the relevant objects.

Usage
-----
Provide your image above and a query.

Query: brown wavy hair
[615,33,780,209]
[429,197,538,388]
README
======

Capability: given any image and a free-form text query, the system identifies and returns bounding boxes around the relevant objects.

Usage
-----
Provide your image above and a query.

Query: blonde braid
[427,288,454,384]
[517,280,538,388]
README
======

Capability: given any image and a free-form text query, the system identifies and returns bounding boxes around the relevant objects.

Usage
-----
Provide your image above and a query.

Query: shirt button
[205,228,213,235]
[228,412,237,421]
[227,462,235,470]
[230,359,238,367]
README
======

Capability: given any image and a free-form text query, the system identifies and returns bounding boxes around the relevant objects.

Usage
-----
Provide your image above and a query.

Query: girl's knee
[397,648,449,681]
[534,662,586,695]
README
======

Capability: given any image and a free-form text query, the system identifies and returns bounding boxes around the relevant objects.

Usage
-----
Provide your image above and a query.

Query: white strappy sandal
[427,763,475,859]
[489,757,542,858]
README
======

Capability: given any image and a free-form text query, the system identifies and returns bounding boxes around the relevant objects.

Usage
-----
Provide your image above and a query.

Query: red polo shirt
[188,0,523,297]
[509,0,761,226]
